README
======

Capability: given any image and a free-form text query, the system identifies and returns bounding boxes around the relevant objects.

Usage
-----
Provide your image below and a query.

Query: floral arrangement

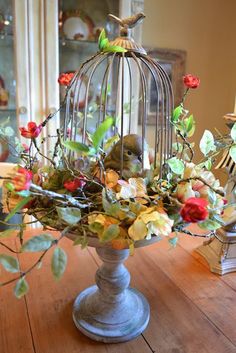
[0,68,235,298]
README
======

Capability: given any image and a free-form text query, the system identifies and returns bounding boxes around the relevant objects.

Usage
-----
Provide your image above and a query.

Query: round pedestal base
[73,285,150,343]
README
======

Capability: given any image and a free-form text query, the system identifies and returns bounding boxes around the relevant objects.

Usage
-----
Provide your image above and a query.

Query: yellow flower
[105,170,119,189]
[116,177,147,200]
[128,207,173,241]
[88,213,119,238]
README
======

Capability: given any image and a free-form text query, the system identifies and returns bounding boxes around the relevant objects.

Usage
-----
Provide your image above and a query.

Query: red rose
[19,122,42,139]
[180,197,208,223]
[12,167,33,191]
[58,72,75,86]
[183,74,200,89]
[64,177,86,192]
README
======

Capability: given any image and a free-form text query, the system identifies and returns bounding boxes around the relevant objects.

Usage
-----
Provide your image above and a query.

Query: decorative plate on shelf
[60,10,95,41]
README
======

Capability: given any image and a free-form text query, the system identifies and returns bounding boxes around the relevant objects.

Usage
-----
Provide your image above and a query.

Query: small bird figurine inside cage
[104,134,150,179]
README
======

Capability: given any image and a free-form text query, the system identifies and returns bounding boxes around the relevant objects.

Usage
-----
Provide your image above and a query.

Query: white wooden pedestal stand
[68,235,157,343]
[196,225,236,275]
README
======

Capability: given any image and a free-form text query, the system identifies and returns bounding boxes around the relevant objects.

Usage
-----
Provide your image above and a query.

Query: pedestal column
[73,247,150,342]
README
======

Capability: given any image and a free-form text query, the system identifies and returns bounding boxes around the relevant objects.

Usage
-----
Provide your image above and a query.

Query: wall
[142,0,236,164]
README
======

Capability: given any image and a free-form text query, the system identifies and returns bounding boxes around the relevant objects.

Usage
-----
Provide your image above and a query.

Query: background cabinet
[0,0,144,163]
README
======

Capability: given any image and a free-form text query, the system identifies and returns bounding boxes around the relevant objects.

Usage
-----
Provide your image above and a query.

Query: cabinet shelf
[0,109,16,113]
[59,38,98,52]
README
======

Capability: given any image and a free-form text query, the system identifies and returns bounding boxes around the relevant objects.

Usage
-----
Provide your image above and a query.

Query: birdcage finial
[108,13,146,37]
[108,13,147,54]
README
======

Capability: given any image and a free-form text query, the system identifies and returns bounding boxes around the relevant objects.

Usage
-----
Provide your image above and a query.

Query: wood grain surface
[0,229,236,353]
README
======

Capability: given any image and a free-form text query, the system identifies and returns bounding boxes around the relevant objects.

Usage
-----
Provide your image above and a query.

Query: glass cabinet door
[0,0,18,163]
[58,0,119,129]
[58,0,119,73]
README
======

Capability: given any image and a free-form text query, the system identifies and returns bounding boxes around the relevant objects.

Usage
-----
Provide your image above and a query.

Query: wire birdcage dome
[63,13,174,179]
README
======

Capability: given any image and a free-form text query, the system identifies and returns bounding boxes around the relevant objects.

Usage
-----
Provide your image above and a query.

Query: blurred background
[143,0,236,161]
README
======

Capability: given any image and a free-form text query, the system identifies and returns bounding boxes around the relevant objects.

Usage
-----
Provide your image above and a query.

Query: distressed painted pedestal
[72,247,150,343]
[196,227,236,275]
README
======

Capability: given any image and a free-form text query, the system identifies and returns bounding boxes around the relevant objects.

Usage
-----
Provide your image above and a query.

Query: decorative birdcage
[63,12,174,178]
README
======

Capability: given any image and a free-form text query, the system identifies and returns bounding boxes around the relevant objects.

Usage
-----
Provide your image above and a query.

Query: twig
[179,176,225,197]
[32,138,56,167]
[29,183,91,208]
[0,225,72,287]
[0,241,20,254]
[176,128,194,162]
[175,227,214,238]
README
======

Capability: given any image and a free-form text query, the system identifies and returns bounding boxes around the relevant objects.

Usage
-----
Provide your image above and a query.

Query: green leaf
[167,157,184,175]
[104,134,120,151]
[14,277,29,298]
[89,222,104,234]
[98,29,106,50]
[5,196,32,222]
[100,38,109,50]
[231,122,236,142]
[103,45,127,53]
[0,254,19,273]
[0,229,16,239]
[56,207,81,225]
[212,214,225,226]
[198,219,221,231]
[92,116,114,150]
[101,224,120,243]
[199,130,215,156]
[51,247,67,280]
[103,201,120,217]
[204,158,212,170]
[62,140,89,153]
[229,145,236,163]
[88,147,97,156]
[21,233,54,252]
[102,189,121,216]
[5,182,15,192]
[73,236,88,249]
[208,189,217,205]
[184,115,195,137]
[172,105,183,122]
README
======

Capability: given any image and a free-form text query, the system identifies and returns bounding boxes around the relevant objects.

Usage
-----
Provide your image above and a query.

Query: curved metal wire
[63,49,174,178]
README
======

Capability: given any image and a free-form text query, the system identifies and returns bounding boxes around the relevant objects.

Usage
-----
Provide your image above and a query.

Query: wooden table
[1,229,236,353]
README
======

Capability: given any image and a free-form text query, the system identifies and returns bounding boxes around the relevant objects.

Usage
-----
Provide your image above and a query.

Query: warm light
[4,20,10,25]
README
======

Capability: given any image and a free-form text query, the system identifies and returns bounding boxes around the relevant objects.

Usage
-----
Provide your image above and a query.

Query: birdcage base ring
[72,246,150,343]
